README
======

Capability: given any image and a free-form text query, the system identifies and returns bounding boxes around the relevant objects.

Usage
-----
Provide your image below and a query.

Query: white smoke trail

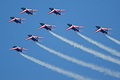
[36,42,120,79]
[20,53,91,80]
[106,35,120,45]
[49,31,120,65]
[77,33,120,58]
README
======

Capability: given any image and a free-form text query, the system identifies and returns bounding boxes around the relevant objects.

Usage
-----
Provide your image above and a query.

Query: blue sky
[1,0,120,80]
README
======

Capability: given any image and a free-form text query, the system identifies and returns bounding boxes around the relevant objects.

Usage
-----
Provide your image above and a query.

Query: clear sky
[1,0,120,80]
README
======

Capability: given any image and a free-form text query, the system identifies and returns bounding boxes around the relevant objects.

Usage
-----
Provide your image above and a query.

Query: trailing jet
[20,7,38,15]
[95,26,112,34]
[26,34,43,42]
[10,46,27,52]
[66,24,84,32]
[38,23,56,31]
[9,17,25,23]
[48,8,66,15]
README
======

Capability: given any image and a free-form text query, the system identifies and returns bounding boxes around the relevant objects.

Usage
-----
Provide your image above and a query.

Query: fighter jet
[48,8,66,15]
[66,24,84,32]
[9,17,26,23]
[10,46,27,52]
[26,34,43,42]
[20,7,38,15]
[38,23,56,31]
[95,26,112,34]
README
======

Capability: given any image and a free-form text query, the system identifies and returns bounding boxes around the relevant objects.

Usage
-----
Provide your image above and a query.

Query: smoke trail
[49,31,120,65]
[106,35,120,45]
[77,33,120,58]
[20,53,91,80]
[36,42,120,79]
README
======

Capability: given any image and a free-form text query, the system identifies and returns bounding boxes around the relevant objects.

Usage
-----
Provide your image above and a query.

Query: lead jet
[38,23,56,31]
[20,7,38,15]
[26,34,43,42]
[48,8,66,15]
[9,17,25,23]
[10,46,27,52]
[66,24,84,32]
[95,26,112,34]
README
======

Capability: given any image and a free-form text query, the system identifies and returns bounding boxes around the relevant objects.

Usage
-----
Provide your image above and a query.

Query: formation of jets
[10,7,112,52]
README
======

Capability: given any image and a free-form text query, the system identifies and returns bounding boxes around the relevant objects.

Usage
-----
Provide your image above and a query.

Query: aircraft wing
[66,26,73,30]
[10,47,17,50]
[38,25,46,30]
[95,29,101,33]
[48,10,55,14]
[9,19,15,22]
[20,10,27,14]
[26,37,32,40]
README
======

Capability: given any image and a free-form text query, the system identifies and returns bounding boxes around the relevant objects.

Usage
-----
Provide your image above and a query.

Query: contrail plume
[36,43,120,79]
[20,53,91,80]
[106,35,120,45]
[77,33,120,58]
[49,31,120,65]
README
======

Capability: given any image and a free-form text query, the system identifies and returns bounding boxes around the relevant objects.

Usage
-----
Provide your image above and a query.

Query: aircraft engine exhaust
[49,31,120,65]
[36,43,120,79]
[20,53,91,80]
[106,35,120,45]
[77,32,120,58]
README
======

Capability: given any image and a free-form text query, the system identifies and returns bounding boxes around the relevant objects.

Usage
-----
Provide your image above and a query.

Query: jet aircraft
[66,24,84,32]
[9,17,25,23]
[38,23,56,31]
[20,7,38,15]
[26,34,43,42]
[10,46,27,52]
[48,8,66,15]
[95,26,112,34]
